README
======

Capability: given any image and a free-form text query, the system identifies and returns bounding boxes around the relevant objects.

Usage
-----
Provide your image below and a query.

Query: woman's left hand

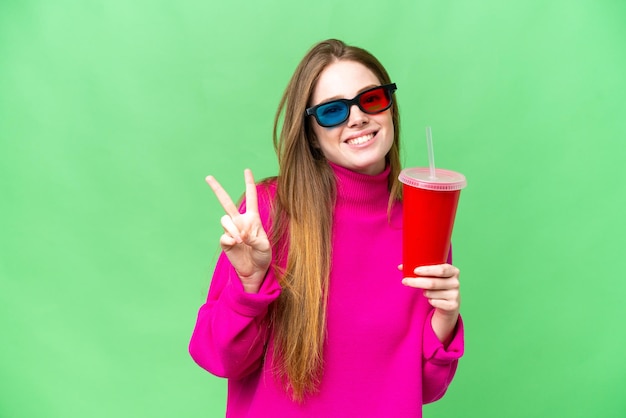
[400,264,461,344]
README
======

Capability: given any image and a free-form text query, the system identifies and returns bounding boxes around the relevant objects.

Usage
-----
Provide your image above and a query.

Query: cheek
[378,113,395,141]
[313,125,341,149]
[311,123,324,145]
[380,117,396,155]
[387,119,395,137]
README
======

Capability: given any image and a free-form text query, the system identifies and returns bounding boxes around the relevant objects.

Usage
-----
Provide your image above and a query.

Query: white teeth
[346,133,374,145]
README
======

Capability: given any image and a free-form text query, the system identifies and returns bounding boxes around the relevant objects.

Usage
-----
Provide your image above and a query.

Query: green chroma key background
[1,1,625,417]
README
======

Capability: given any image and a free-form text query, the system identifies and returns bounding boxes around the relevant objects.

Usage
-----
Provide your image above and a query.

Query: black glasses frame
[305,83,397,128]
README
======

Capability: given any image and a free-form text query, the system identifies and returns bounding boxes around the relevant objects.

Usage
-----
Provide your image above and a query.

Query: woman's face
[309,60,394,175]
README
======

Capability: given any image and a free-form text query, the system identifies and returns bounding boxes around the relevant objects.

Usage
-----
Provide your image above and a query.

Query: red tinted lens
[358,87,391,113]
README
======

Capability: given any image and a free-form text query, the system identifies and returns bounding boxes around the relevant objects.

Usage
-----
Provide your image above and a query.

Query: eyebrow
[314,84,380,106]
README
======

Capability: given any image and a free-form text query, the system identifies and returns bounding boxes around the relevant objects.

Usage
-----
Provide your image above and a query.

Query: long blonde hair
[269,39,402,401]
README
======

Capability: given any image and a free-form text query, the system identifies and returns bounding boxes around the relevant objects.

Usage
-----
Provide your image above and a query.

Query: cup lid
[398,167,467,191]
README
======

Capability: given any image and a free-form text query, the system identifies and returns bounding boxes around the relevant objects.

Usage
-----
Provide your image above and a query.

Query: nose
[346,104,369,128]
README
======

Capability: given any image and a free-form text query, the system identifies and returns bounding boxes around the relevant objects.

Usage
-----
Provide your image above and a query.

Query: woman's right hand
[206,169,271,294]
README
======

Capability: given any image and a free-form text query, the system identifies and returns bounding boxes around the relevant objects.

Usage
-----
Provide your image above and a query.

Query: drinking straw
[426,126,436,179]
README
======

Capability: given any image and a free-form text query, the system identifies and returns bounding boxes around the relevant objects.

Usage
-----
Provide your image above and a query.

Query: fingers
[402,276,459,290]
[208,169,263,248]
[423,289,458,301]
[219,232,239,248]
[401,264,460,290]
[220,214,243,244]
[402,264,461,313]
[243,169,259,214]
[425,297,460,312]
[423,287,461,312]
[414,264,459,278]
[206,175,240,218]
[206,169,259,216]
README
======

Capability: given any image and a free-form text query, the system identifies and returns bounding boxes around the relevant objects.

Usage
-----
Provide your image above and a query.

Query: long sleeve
[188,182,281,380]
[421,311,464,403]
[189,253,280,379]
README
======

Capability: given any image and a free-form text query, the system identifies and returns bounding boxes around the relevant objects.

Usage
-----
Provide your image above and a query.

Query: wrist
[242,282,261,294]
[237,269,268,294]
[431,310,459,346]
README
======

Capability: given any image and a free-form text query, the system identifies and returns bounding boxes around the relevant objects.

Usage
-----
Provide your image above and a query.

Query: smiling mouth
[345,132,376,145]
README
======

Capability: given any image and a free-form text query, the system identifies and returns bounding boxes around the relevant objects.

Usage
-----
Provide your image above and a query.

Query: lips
[345,132,376,145]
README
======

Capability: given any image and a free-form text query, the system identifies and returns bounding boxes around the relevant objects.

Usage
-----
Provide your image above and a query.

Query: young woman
[189,39,464,417]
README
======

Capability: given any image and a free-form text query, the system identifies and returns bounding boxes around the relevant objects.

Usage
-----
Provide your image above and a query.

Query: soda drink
[399,167,467,277]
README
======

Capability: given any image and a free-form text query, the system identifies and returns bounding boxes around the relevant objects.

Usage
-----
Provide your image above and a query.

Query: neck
[329,162,392,216]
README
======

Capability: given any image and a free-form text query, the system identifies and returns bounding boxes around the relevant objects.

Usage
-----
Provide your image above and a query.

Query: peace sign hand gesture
[206,169,272,294]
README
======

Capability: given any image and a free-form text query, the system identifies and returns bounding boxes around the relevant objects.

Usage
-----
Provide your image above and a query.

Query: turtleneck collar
[329,161,392,216]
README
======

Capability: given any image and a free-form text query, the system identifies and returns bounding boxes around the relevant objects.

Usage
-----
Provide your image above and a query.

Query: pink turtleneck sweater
[189,163,464,417]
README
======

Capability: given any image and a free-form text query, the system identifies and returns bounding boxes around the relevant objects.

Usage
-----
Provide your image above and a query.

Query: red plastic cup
[399,167,467,277]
